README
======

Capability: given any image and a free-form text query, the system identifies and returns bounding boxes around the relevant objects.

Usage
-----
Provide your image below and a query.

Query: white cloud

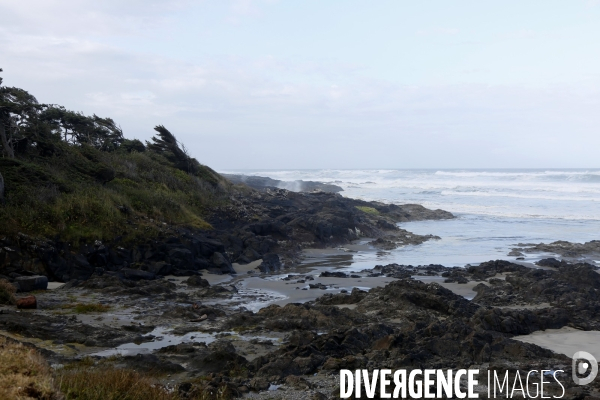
[416,28,460,36]
[0,0,190,36]
[1,2,599,168]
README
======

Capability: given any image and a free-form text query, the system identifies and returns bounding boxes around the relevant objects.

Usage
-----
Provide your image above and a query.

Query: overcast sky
[1,1,599,169]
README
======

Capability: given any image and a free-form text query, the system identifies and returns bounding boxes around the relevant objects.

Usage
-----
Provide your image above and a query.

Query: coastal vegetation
[0,337,233,399]
[0,68,229,245]
[355,205,380,215]
[0,336,61,399]
[0,279,16,305]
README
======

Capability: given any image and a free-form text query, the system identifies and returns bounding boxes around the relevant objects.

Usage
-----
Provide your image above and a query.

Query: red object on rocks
[16,295,37,309]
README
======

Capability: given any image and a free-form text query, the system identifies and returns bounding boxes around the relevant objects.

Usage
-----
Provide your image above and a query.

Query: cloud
[3,27,599,169]
[1,2,599,168]
[226,0,278,24]
[416,28,460,36]
[0,0,190,37]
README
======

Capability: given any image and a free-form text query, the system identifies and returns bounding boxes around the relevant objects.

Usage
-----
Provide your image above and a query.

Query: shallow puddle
[91,326,282,357]
[91,326,218,357]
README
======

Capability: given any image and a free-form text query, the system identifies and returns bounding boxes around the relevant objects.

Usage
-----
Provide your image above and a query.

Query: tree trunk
[0,122,14,158]
[0,172,4,202]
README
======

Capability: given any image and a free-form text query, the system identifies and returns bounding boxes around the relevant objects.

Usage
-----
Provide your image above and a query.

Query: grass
[0,145,229,245]
[0,280,16,305]
[57,367,235,399]
[0,335,62,400]
[0,338,234,400]
[57,367,177,400]
[355,205,380,215]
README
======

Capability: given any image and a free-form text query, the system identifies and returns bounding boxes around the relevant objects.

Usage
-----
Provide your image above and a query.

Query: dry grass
[0,279,17,305]
[0,336,233,400]
[0,335,62,400]
[57,368,176,400]
[57,367,234,400]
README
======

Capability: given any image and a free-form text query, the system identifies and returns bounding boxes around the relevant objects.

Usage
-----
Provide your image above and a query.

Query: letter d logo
[572,351,598,385]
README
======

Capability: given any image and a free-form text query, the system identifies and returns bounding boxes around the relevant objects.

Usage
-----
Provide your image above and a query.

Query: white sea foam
[219,168,600,266]
[220,168,600,221]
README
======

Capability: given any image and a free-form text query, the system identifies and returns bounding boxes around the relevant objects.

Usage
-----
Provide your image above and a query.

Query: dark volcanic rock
[184,275,210,287]
[0,310,138,347]
[258,253,282,273]
[517,240,600,259]
[122,354,185,374]
[120,268,156,281]
[14,275,48,292]
[210,252,234,274]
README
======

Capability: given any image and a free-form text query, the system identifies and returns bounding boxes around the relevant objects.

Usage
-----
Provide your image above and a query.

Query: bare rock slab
[14,275,48,292]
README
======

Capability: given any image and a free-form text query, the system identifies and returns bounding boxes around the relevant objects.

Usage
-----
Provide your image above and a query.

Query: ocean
[220,169,600,268]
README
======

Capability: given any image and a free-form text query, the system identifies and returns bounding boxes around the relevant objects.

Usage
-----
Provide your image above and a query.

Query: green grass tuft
[355,206,380,215]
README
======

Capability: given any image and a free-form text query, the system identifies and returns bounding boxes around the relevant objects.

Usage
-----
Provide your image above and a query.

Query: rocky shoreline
[511,240,600,262]
[2,186,600,398]
[2,250,600,398]
[0,188,452,283]
[220,174,345,193]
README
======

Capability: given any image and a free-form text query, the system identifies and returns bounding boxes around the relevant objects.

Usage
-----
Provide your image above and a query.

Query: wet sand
[513,327,600,360]
[241,275,396,307]
[412,275,483,300]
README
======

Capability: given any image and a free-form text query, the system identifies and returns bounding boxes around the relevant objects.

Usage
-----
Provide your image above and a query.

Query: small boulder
[184,275,210,287]
[210,252,234,274]
[258,253,282,273]
[17,295,37,309]
[14,275,48,292]
[121,268,156,281]
[320,271,348,278]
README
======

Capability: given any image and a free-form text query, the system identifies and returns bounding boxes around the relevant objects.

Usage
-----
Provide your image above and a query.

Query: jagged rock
[210,252,233,274]
[320,271,348,278]
[184,275,210,287]
[146,261,173,275]
[536,257,564,268]
[258,253,281,273]
[122,353,185,374]
[120,268,156,281]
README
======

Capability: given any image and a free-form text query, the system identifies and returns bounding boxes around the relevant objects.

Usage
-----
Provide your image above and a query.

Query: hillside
[0,69,230,245]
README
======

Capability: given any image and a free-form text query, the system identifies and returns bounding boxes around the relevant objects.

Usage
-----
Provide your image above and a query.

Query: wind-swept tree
[0,68,125,156]
[147,125,198,174]
[0,68,44,158]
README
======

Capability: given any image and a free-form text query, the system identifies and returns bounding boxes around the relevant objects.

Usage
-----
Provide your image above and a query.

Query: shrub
[0,280,16,305]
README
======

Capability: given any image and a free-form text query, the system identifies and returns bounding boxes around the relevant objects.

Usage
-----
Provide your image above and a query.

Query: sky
[1,0,599,169]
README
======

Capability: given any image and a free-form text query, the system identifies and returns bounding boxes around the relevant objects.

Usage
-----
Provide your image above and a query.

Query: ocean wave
[415,203,600,221]
[440,190,600,202]
[434,170,600,180]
